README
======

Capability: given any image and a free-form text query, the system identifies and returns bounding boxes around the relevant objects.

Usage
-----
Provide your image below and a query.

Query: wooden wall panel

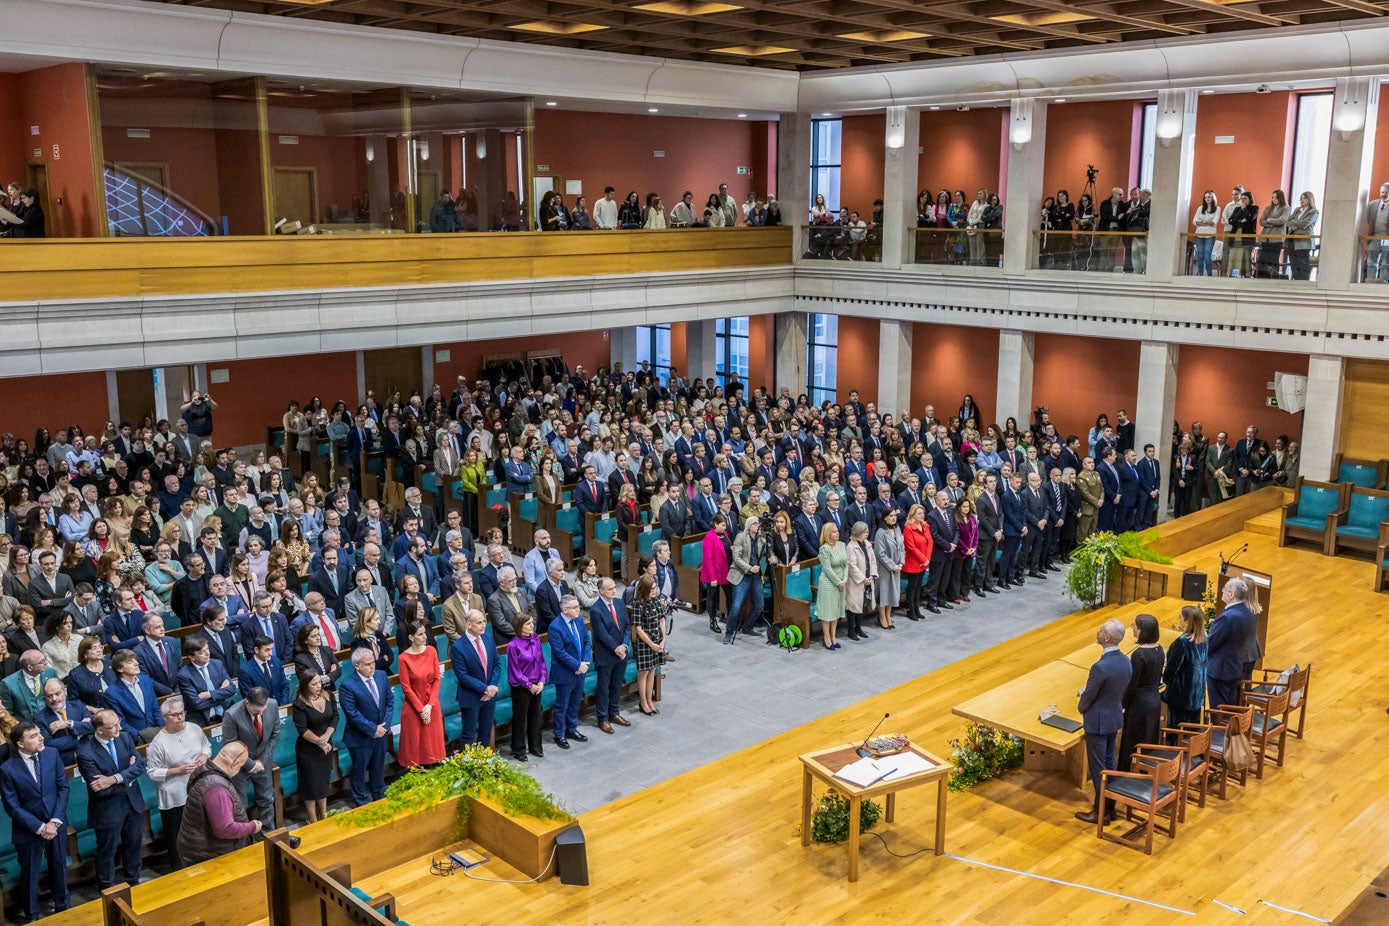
[1340,359,1389,461]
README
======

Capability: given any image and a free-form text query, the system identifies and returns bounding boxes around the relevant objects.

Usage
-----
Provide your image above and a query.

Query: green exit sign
[1266,397,1278,407]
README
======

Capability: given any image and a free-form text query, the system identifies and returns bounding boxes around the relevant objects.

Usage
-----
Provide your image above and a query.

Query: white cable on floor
[1257,900,1330,922]
[944,854,1197,916]
[459,844,560,885]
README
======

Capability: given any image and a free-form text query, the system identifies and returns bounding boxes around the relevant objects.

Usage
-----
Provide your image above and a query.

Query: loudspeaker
[555,824,589,886]
[1181,571,1207,601]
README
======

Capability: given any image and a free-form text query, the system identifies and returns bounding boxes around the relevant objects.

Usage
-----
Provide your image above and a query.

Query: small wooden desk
[798,742,949,882]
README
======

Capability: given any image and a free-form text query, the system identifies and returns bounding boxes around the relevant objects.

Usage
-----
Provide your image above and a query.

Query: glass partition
[96,72,264,236]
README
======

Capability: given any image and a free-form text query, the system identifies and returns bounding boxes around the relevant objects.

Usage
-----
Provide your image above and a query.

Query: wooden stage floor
[355,530,1386,925]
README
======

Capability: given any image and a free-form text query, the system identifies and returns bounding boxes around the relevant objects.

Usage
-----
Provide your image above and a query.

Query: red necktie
[254,714,263,740]
[473,636,487,671]
[608,601,619,629]
[319,615,338,650]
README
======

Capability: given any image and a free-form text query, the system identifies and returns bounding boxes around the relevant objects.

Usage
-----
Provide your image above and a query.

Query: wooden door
[25,164,52,233]
[116,368,157,429]
[273,167,318,227]
[363,347,422,404]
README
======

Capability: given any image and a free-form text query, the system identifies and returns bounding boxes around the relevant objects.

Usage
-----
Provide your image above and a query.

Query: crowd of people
[0,354,1302,917]
[0,181,47,239]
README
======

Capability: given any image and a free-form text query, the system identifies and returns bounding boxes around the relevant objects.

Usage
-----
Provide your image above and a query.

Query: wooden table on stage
[798,742,949,882]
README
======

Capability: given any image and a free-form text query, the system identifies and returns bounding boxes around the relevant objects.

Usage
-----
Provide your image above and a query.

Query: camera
[1086,164,1098,182]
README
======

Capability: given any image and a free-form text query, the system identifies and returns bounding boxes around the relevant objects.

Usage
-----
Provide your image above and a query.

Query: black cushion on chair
[1106,778,1175,805]
[1140,747,1205,775]
[1251,716,1283,736]
[1209,731,1225,755]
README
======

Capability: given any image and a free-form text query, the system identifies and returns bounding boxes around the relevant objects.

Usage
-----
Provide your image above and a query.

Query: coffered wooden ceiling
[161,0,1389,70]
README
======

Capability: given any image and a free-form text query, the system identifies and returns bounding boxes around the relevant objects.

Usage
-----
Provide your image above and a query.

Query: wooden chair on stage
[1097,752,1182,854]
[1242,682,1293,777]
[1204,703,1255,799]
[1377,525,1389,593]
[1334,453,1389,490]
[1134,723,1213,823]
[1330,486,1389,557]
[1247,663,1311,738]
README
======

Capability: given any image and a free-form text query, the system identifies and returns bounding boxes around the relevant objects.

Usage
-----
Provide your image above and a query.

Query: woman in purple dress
[506,614,548,762]
[950,498,979,604]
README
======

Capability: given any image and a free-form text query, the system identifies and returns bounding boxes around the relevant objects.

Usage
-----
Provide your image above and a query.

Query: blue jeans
[1194,235,1215,276]
[723,575,765,639]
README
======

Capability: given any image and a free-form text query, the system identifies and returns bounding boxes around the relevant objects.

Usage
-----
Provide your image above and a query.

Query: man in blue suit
[589,578,632,734]
[547,594,591,750]
[200,574,250,626]
[1,723,70,918]
[449,608,501,747]
[1116,448,1142,533]
[574,465,607,517]
[106,651,165,743]
[503,445,534,496]
[394,535,440,601]
[1096,448,1122,533]
[76,709,147,889]
[134,613,183,697]
[1075,619,1132,825]
[101,587,147,652]
[1135,443,1163,529]
[239,594,294,663]
[345,413,373,492]
[237,636,288,704]
[37,677,93,765]
[338,648,394,807]
[1042,468,1069,571]
[176,637,238,725]
[793,499,821,560]
[1207,577,1259,709]
[691,479,718,534]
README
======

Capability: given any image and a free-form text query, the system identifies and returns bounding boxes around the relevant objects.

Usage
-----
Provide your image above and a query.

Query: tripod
[1079,172,1099,271]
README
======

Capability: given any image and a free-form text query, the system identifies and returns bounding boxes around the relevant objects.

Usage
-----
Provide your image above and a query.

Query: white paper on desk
[879,753,937,780]
[834,757,888,787]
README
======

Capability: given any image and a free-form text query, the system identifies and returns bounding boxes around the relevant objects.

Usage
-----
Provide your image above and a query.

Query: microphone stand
[856,712,890,758]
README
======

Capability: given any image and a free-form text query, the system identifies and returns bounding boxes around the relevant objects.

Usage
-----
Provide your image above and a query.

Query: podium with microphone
[1216,544,1273,671]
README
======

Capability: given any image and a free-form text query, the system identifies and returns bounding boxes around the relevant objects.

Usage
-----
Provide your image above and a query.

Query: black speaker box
[555,824,589,886]
[1181,571,1207,601]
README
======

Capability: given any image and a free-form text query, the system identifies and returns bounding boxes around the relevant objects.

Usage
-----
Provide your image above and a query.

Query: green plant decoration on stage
[947,721,1024,792]
[1201,579,1219,628]
[810,792,882,844]
[1063,530,1173,608]
[334,745,573,836]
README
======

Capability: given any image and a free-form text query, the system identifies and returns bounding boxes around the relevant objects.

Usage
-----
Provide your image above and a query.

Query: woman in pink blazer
[700,513,733,634]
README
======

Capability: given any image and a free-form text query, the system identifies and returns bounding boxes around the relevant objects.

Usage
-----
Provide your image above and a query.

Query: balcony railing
[910,227,1003,267]
[1030,230,1149,274]
[796,224,883,262]
[1359,236,1389,284]
[1180,233,1320,281]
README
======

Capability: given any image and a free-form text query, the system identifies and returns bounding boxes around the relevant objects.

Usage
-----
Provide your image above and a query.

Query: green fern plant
[810,793,882,843]
[1063,529,1172,608]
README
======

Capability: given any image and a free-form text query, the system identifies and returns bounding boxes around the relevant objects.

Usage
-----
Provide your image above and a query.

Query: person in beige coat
[844,521,878,642]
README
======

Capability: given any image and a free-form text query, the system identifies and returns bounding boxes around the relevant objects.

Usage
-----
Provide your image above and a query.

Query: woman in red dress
[394,618,447,767]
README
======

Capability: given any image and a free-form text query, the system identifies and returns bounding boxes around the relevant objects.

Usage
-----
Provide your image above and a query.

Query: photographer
[180,391,218,446]
[1099,186,1128,272]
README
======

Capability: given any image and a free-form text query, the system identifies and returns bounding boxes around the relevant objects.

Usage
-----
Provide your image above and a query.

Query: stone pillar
[420,345,435,395]
[685,320,718,382]
[152,365,191,423]
[1299,354,1345,481]
[1146,90,1198,282]
[1135,341,1180,500]
[1318,77,1381,290]
[1002,99,1048,275]
[881,106,922,269]
[355,351,367,404]
[994,330,1035,429]
[777,112,811,258]
[609,327,638,373]
[773,311,807,399]
[877,320,913,417]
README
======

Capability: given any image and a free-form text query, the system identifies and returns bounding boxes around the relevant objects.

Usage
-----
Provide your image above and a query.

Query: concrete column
[1146,90,1198,282]
[777,112,811,258]
[877,320,913,417]
[773,311,807,399]
[1002,99,1048,275]
[685,320,718,382]
[152,365,191,423]
[421,345,435,395]
[1300,354,1345,481]
[882,106,922,269]
[355,351,366,404]
[609,326,638,373]
[105,370,120,425]
[1318,78,1381,290]
[1135,341,1180,497]
[994,330,1035,427]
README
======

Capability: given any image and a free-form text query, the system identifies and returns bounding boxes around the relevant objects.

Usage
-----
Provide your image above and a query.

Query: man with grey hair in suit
[1075,618,1131,826]
[221,686,280,830]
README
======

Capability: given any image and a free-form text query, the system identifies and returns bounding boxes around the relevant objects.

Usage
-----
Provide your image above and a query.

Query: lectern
[1218,564,1272,670]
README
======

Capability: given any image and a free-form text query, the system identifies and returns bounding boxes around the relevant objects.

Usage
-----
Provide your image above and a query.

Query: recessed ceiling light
[837,29,930,42]
[633,0,743,13]
[737,113,748,118]
[929,105,940,110]
[1054,98,1066,103]
[511,20,607,34]
[545,100,558,106]
[712,44,796,56]
[990,11,1095,25]
[648,107,660,113]
[1202,89,1215,94]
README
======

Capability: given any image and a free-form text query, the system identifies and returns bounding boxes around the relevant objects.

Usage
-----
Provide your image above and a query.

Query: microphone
[1226,542,1249,571]
[856,712,891,758]
[1218,549,1228,576]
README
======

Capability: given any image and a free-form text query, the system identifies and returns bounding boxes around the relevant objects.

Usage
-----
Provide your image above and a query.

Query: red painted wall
[267,133,369,225]
[1189,91,1295,228]
[747,315,774,393]
[1032,334,1142,440]
[839,114,884,217]
[917,108,1007,199]
[908,324,1000,424]
[1043,101,1140,203]
[102,125,224,229]
[0,371,110,440]
[21,64,100,237]
[533,111,769,210]
[836,316,880,404]
[0,74,25,189]
[209,353,359,448]
[1174,345,1305,443]
[668,323,687,379]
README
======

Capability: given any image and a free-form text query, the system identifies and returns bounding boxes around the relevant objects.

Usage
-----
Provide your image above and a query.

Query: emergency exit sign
[736,166,750,174]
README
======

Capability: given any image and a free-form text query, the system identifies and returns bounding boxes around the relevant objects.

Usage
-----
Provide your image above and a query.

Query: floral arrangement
[1063,530,1173,608]
[947,721,1024,792]
[810,793,882,843]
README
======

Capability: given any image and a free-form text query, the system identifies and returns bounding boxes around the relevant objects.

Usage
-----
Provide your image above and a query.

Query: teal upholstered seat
[485,484,508,509]
[681,537,703,570]
[1337,462,1379,489]
[519,496,539,522]
[636,526,659,558]
[1285,484,1340,530]
[554,506,581,536]
[1336,492,1389,539]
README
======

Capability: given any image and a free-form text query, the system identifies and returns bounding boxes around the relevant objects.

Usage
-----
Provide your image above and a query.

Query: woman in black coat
[1118,613,1165,773]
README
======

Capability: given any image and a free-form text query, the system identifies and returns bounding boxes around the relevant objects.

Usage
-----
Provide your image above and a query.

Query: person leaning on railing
[1284,192,1320,281]
[1191,190,1220,277]
[1256,190,1288,278]
[1226,190,1259,278]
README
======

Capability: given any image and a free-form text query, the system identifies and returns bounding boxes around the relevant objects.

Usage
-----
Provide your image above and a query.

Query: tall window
[1137,103,1157,191]
[635,324,671,383]
[810,118,843,215]
[1290,92,1333,233]
[806,313,838,406]
[715,316,749,389]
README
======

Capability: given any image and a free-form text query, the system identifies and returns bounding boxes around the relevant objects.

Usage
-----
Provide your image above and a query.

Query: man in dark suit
[173,554,213,627]
[449,608,501,746]
[1135,443,1163,528]
[589,578,632,735]
[532,559,571,634]
[658,482,689,545]
[0,722,70,919]
[1020,473,1049,578]
[396,487,438,541]
[238,594,293,664]
[1232,425,1270,497]
[27,551,74,626]
[345,415,373,491]
[973,474,1002,595]
[845,486,875,541]
[199,607,243,680]
[76,709,147,888]
[134,613,183,697]
[1043,469,1069,570]
[1075,619,1132,825]
[199,574,250,626]
[1096,448,1122,532]
[574,465,607,516]
[176,637,238,726]
[394,536,440,601]
[339,649,393,806]
[896,474,925,520]
[36,678,93,765]
[222,688,280,829]
[1116,448,1142,533]
[547,595,591,750]
[307,547,351,617]
[690,479,718,534]
[924,491,957,613]
[237,636,288,705]
[1207,577,1260,709]
[794,499,822,561]
[999,474,1028,589]
[503,445,534,497]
